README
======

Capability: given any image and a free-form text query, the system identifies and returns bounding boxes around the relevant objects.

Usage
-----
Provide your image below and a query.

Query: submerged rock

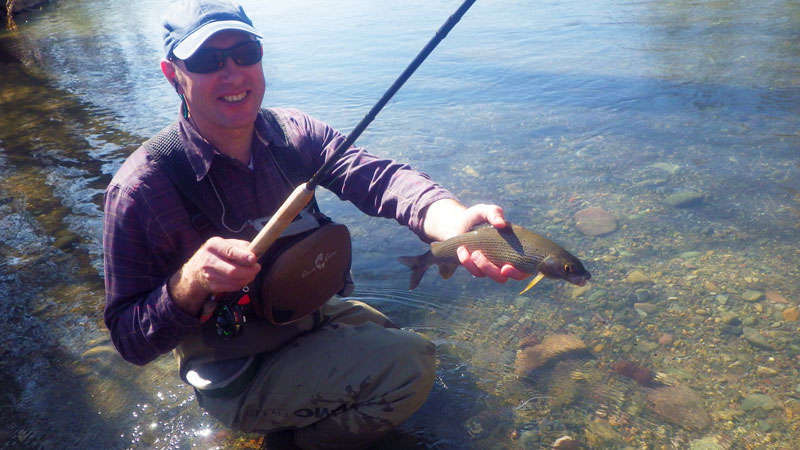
[623,270,652,284]
[585,419,623,447]
[646,385,711,430]
[782,306,799,322]
[515,334,589,377]
[742,327,777,350]
[741,393,779,415]
[665,191,705,208]
[574,207,617,236]
[552,435,580,449]
[742,290,764,302]
[689,435,726,450]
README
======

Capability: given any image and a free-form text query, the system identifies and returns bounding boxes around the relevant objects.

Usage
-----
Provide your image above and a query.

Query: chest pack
[145,108,352,327]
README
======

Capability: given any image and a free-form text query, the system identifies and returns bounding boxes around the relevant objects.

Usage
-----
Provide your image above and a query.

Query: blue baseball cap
[162,0,262,59]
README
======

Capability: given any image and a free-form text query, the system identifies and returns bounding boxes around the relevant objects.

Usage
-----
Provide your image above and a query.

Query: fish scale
[431,226,546,273]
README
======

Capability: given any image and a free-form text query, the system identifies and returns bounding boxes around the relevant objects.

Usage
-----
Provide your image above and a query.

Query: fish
[398,223,590,293]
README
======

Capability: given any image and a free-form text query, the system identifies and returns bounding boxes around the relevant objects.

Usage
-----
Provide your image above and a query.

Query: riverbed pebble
[741,393,779,416]
[573,207,617,236]
[624,270,651,284]
[756,366,778,376]
[765,290,790,304]
[742,290,764,302]
[658,333,674,345]
[781,306,799,322]
[646,385,711,430]
[514,334,588,376]
[551,435,579,449]
[688,435,725,450]
[742,327,776,350]
[664,191,705,208]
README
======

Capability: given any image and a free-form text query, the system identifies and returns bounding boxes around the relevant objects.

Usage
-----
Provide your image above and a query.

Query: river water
[1,0,799,448]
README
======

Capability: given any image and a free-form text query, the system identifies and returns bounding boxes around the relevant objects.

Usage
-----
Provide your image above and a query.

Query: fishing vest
[144,108,353,386]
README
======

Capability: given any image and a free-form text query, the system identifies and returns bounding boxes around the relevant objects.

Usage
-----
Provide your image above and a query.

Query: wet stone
[742,290,764,302]
[782,306,799,322]
[741,394,779,416]
[585,418,623,447]
[689,435,726,450]
[665,191,705,208]
[624,270,651,284]
[514,334,589,377]
[658,333,674,345]
[573,207,617,236]
[646,385,711,430]
[650,162,682,175]
[756,366,778,376]
[552,435,580,449]
[587,289,606,303]
[634,302,657,315]
[742,327,776,350]
[765,290,790,304]
[635,340,659,353]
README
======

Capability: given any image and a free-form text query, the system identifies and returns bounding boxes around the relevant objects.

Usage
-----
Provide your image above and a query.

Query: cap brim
[173,20,262,59]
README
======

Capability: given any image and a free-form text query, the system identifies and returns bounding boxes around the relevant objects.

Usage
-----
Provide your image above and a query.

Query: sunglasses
[176,40,263,74]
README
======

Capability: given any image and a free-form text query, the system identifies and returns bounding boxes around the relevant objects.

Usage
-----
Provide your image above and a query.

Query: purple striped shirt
[103,108,454,365]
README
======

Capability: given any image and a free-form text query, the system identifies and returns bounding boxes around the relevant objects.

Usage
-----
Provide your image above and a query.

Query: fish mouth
[568,273,591,286]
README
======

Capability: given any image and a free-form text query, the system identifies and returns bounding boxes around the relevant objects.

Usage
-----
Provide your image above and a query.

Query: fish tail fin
[398,252,433,290]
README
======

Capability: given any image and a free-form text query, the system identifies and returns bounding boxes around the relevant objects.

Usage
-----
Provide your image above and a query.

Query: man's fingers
[202,262,261,292]
[207,237,258,265]
[500,264,529,280]
[457,246,483,277]
[483,205,507,228]
[470,250,506,283]
[457,247,510,282]
[462,204,507,232]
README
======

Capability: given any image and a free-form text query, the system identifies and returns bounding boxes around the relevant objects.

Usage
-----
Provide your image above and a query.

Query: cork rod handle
[248,182,315,257]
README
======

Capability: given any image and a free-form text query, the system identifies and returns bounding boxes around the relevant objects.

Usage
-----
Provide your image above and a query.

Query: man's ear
[160,60,180,93]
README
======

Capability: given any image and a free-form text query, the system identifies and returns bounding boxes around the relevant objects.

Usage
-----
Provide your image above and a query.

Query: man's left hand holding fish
[422,198,531,283]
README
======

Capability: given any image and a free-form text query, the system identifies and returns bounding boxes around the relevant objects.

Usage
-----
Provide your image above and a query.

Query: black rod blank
[307,0,478,188]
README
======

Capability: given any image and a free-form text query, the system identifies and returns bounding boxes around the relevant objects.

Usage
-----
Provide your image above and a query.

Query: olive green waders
[196,297,436,449]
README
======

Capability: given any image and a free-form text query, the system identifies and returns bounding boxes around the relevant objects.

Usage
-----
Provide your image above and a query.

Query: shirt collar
[176,110,280,182]
[177,114,217,182]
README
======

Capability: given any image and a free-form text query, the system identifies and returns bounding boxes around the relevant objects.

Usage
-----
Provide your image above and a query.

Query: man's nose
[218,57,245,77]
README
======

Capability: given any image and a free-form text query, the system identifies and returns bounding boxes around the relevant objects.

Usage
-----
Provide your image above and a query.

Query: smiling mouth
[221,92,247,102]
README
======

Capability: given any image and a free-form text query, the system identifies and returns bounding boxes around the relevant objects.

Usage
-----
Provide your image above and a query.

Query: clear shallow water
[1,0,799,448]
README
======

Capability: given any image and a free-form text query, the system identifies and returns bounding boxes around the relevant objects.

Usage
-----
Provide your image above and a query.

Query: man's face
[172,30,266,136]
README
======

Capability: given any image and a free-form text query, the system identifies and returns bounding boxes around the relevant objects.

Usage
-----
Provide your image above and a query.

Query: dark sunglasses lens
[182,41,262,73]
[231,41,263,66]
[183,50,221,74]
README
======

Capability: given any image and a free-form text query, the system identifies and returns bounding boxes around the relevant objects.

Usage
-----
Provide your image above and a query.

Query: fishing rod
[249,0,478,256]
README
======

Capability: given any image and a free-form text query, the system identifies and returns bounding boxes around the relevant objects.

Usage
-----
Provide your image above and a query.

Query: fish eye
[563,264,572,273]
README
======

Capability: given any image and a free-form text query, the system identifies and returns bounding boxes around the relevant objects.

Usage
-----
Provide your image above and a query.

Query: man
[103,0,527,448]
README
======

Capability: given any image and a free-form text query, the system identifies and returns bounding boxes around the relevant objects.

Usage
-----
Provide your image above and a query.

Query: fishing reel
[214,287,252,338]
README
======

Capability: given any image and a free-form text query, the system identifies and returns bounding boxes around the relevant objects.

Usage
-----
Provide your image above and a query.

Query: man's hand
[423,199,529,283]
[168,237,261,317]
